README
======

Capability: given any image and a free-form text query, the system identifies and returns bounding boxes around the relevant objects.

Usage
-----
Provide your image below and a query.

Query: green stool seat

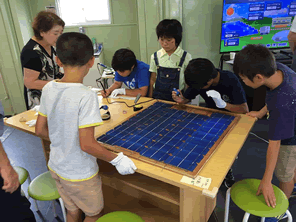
[13,166,28,185]
[28,171,67,222]
[224,179,293,222]
[13,166,39,212]
[231,179,288,217]
[28,171,60,201]
[96,211,145,222]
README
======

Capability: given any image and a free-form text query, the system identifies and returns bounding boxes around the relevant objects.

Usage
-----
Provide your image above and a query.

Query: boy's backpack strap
[154,52,159,67]
[178,51,187,67]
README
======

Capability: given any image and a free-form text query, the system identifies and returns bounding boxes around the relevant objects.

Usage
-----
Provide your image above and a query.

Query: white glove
[110,88,126,98]
[31,105,40,112]
[31,105,40,116]
[206,90,227,108]
[25,119,37,127]
[109,152,137,175]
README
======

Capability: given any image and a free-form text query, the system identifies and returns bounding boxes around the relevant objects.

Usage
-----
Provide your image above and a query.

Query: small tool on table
[98,80,107,96]
[133,93,143,111]
[100,105,110,120]
[173,88,180,96]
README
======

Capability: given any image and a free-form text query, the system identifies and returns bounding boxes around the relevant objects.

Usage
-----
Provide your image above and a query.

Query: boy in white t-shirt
[35,32,136,222]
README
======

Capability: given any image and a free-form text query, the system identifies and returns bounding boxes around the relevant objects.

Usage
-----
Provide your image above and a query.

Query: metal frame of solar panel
[97,101,240,177]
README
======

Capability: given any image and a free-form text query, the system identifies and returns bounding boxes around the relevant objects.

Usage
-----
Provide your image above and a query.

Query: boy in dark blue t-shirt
[234,44,296,221]
[101,48,150,98]
[172,58,249,189]
[172,58,249,114]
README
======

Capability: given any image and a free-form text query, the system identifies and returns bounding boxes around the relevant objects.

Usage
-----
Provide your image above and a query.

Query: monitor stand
[271,49,293,64]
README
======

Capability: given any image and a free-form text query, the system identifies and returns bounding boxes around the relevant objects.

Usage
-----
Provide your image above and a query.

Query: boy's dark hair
[233,44,277,81]
[156,19,182,47]
[32,11,65,40]
[185,58,218,89]
[56,32,94,67]
[111,48,137,72]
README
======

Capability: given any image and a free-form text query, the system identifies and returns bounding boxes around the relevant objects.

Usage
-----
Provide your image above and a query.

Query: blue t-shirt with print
[115,60,150,96]
[266,63,296,145]
[183,69,247,110]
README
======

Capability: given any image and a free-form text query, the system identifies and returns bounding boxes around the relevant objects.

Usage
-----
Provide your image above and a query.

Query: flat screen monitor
[220,0,295,53]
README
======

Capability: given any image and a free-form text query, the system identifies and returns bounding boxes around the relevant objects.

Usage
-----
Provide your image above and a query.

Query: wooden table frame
[5,96,256,222]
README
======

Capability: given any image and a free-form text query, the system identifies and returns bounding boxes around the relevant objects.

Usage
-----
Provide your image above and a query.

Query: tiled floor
[1,118,295,222]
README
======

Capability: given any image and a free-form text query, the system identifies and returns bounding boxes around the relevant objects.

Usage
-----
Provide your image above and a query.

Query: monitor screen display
[220,0,294,53]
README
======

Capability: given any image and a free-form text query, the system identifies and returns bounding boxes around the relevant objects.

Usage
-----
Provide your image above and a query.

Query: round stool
[28,171,67,222]
[224,179,293,222]
[13,166,38,211]
[96,211,145,222]
[13,166,29,185]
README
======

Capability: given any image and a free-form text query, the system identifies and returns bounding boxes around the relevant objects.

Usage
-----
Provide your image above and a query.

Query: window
[55,0,111,26]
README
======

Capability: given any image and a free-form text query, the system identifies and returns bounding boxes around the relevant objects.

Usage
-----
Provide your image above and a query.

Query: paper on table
[180,175,212,189]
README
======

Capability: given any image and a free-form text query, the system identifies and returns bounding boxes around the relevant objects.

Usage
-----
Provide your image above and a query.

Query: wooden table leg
[40,139,50,164]
[180,188,216,222]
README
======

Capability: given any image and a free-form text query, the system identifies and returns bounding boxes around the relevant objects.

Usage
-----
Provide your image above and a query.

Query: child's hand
[109,152,137,175]
[101,89,111,98]
[1,165,20,193]
[246,111,263,119]
[256,179,276,208]
[172,89,184,103]
[206,90,226,108]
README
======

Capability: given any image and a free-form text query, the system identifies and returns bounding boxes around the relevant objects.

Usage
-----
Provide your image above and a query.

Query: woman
[21,11,65,109]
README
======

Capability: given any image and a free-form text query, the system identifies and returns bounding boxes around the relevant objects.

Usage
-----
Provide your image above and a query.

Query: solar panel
[97,102,239,177]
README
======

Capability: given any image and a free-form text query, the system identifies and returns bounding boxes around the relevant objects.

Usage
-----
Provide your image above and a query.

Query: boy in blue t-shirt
[101,48,150,98]
[35,33,137,222]
[234,44,296,221]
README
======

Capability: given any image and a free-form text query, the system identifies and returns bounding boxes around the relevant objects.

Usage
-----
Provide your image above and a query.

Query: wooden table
[4,96,256,222]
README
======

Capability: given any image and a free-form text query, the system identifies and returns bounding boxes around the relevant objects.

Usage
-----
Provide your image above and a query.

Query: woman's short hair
[32,11,65,40]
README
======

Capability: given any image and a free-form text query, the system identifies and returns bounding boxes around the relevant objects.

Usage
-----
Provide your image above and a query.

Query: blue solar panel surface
[97,102,235,172]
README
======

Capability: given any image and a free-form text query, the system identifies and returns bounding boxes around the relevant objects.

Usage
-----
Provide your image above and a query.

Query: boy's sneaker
[264,212,288,222]
[290,184,296,198]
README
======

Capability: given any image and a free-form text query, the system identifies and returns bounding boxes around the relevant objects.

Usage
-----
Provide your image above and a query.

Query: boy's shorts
[275,145,296,183]
[50,171,104,216]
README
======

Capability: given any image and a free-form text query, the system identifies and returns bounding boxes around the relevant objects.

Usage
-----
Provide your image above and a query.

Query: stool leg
[21,188,26,197]
[59,197,67,222]
[286,210,293,222]
[27,174,39,211]
[224,188,231,222]
[242,212,250,222]
[52,200,57,218]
